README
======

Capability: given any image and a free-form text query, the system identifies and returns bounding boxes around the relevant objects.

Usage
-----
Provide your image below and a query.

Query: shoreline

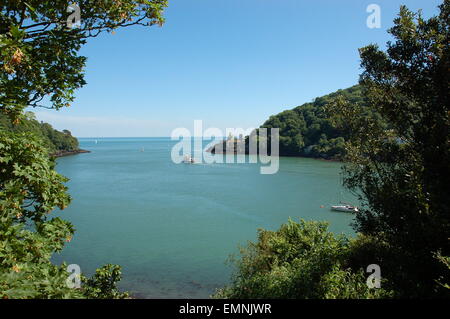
[52,149,91,158]
[206,149,342,163]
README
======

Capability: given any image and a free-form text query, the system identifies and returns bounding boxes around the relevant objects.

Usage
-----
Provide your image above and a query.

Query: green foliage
[0,0,168,121]
[0,131,78,298]
[331,1,450,297]
[209,85,384,160]
[0,112,79,154]
[82,264,129,299]
[209,85,383,160]
[319,264,391,299]
[0,0,169,299]
[217,2,449,299]
[261,85,366,159]
[435,253,450,290]
[0,131,127,298]
[214,219,392,299]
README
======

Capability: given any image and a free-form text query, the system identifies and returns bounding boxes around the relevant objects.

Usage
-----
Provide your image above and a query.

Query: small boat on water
[183,155,195,164]
[331,204,358,213]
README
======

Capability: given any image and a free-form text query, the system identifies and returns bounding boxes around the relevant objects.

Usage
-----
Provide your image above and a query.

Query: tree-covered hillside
[261,85,379,159]
[210,85,385,160]
[0,112,80,155]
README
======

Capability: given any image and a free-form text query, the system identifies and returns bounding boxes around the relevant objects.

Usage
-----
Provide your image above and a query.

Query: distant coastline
[206,141,342,162]
[206,147,342,163]
[52,149,91,158]
[205,86,369,162]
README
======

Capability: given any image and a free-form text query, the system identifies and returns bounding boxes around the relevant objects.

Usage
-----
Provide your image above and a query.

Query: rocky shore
[52,149,91,158]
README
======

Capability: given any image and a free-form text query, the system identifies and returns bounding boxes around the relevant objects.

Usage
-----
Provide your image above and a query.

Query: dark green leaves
[214,219,392,299]
[335,1,450,298]
[0,0,168,122]
[0,1,170,299]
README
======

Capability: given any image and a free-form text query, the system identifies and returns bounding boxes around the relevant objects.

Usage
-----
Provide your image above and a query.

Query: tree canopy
[214,220,392,299]
[217,1,449,299]
[0,0,168,121]
[0,111,79,154]
[261,85,367,159]
[331,1,450,297]
[1,0,168,299]
[0,131,129,298]
[209,85,386,160]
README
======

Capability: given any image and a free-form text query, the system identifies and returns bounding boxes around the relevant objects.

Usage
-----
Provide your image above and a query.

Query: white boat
[331,205,358,213]
[183,155,195,164]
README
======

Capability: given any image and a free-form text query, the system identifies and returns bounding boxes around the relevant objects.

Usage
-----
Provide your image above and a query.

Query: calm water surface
[52,138,356,298]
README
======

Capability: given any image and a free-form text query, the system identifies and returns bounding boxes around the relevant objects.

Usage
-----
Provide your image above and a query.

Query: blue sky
[33,0,442,137]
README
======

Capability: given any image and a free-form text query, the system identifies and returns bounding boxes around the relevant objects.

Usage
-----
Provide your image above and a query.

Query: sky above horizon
[33,0,441,137]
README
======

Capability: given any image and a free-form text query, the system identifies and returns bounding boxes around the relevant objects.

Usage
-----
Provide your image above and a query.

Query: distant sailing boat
[331,204,358,213]
[330,190,358,213]
[183,154,195,164]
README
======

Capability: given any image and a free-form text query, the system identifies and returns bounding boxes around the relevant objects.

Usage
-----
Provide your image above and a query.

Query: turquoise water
[52,137,356,298]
